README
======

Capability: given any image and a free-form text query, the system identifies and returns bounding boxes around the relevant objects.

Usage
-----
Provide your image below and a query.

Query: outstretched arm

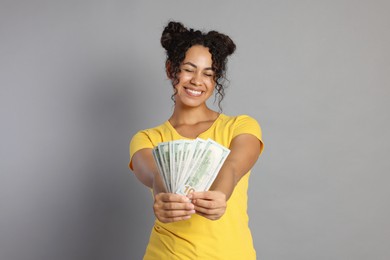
[211,133,262,199]
[132,149,195,223]
[189,134,262,220]
[132,148,162,191]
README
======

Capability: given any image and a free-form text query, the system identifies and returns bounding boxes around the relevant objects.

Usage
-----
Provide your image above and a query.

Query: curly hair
[160,21,236,111]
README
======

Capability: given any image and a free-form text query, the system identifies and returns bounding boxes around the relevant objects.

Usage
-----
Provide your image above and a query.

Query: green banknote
[152,138,230,194]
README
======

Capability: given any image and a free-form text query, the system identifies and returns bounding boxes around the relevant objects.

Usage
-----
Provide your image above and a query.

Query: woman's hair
[161,21,236,111]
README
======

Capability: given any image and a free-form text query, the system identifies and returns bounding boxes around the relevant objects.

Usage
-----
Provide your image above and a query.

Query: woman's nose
[191,72,202,86]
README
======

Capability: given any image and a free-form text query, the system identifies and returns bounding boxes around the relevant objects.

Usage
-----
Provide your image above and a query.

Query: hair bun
[161,21,188,51]
[206,31,236,56]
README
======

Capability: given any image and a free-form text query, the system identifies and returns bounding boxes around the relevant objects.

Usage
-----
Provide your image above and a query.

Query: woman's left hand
[187,191,227,220]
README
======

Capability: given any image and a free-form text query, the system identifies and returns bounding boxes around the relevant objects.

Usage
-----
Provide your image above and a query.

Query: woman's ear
[165,61,172,79]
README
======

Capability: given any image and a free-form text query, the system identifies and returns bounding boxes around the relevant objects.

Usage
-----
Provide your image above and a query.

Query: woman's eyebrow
[183,62,213,71]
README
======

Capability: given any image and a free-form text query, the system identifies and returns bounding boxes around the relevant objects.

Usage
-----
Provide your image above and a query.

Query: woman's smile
[184,87,203,97]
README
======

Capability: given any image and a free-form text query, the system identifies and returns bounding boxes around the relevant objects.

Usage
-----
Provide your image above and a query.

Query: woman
[129,21,264,259]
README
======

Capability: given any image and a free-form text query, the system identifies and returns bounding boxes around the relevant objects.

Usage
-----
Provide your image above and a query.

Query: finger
[157,193,191,203]
[161,202,194,210]
[194,205,223,215]
[192,198,223,209]
[187,191,213,200]
[188,191,226,201]
[162,209,196,218]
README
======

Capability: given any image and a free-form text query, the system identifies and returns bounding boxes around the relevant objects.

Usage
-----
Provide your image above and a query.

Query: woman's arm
[132,148,162,191]
[212,133,262,199]
[188,134,262,220]
[132,148,195,223]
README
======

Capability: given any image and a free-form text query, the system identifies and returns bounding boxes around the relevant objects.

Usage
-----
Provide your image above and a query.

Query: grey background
[1,1,389,259]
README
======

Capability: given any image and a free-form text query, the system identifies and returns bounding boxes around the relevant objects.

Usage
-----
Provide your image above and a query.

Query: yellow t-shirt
[129,114,264,260]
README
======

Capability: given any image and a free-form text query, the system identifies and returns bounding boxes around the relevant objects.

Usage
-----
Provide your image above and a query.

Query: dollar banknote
[152,138,230,194]
[176,139,230,195]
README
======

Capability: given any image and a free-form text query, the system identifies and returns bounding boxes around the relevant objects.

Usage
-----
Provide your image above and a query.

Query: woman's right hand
[153,193,195,223]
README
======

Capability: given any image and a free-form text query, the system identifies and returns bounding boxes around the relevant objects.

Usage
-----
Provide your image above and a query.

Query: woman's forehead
[183,46,212,66]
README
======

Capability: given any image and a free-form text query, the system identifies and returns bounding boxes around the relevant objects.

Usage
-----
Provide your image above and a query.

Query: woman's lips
[184,87,203,97]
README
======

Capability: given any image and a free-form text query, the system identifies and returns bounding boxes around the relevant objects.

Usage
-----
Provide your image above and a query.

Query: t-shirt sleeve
[129,130,154,170]
[232,115,264,155]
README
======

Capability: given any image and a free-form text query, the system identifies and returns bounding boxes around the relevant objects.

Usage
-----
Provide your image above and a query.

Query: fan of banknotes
[152,138,231,195]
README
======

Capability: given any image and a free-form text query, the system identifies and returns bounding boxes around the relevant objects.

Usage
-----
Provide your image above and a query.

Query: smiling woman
[129,21,264,259]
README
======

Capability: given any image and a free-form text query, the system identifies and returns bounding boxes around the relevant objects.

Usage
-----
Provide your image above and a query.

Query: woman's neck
[169,105,219,127]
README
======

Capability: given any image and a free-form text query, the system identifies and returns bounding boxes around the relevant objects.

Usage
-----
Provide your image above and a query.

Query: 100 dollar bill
[152,138,230,195]
[176,139,230,195]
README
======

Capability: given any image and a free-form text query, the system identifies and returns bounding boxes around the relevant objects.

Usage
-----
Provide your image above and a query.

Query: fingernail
[184,216,191,220]
[187,194,192,199]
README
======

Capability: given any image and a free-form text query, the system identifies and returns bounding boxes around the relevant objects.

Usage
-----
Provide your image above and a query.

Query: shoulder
[130,122,168,150]
[215,113,264,155]
[219,114,261,127]
[221,113,262,139]
[131,122,168,142]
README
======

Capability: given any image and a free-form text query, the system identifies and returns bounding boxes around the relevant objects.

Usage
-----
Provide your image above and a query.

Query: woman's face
[173,45,215,109]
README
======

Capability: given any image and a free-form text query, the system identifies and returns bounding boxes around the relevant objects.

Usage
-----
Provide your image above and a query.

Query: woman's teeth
[186,88,202,96]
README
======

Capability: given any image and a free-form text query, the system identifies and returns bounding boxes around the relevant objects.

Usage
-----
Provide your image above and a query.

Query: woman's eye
[204,74,213,77]
[183,69,193,73]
